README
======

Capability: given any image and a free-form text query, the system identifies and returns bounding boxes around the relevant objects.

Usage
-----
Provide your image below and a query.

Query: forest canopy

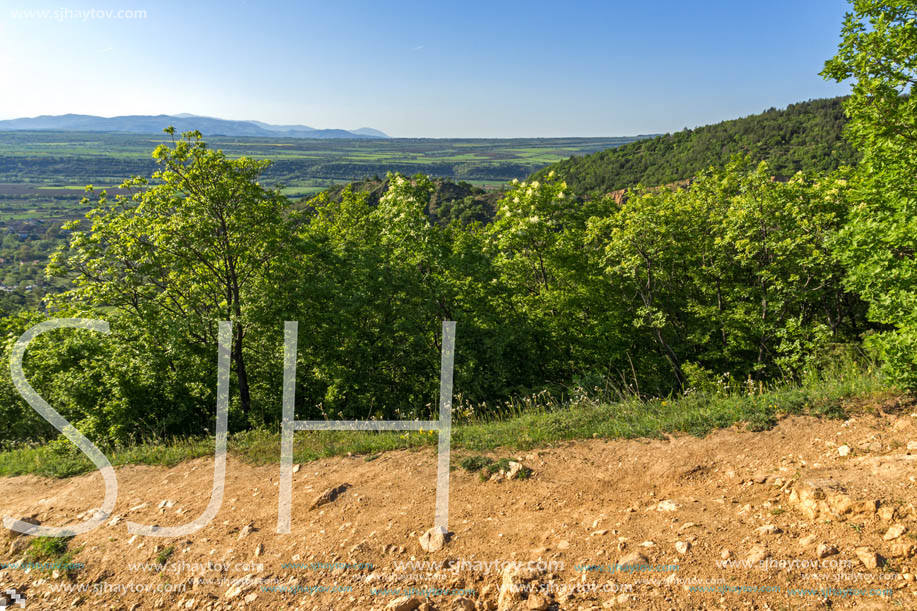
[2,1,916,449]
[532,97,857,197]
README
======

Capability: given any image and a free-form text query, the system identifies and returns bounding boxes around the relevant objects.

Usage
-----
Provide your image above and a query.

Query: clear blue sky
[0,0,853,137]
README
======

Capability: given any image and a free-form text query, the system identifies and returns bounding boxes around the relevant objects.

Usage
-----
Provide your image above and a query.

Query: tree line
[0,0,914,448]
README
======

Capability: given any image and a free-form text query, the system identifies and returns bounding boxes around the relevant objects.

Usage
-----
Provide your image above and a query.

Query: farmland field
[0,130,646,310]
[0,131,648,222]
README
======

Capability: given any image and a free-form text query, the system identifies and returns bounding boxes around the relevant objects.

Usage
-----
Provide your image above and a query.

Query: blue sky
[0,0,853,137]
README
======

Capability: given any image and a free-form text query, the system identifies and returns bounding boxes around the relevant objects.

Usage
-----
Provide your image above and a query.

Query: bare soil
[2,400,917,610]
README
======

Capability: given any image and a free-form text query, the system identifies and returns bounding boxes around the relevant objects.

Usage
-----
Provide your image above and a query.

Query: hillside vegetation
[1,2,916,462]
[534,97,856,196]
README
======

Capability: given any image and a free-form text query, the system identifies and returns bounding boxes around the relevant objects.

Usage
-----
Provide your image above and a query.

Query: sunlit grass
[0,360,892,479]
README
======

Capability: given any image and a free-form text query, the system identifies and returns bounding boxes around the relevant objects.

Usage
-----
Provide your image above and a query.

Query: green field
[0,130,646,310]
[0,130,647,224]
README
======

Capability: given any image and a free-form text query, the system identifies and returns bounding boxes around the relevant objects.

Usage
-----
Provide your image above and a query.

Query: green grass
[24,535,81,579]
[459,455,496,472]
[26,535,71,560]
[0,436,216,478]
[155,545,175,567]
[0,362,892,479]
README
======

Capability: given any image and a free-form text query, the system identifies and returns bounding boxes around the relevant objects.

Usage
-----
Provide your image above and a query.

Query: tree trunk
[233,325,251,416]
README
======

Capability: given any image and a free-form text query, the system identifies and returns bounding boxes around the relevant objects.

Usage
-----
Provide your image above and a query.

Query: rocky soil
[1,398,917,610]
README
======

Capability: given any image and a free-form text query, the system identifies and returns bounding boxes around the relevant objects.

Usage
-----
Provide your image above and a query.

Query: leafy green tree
[48,128,295,421]
[0,309,203,445]
[486,173,627,389]
[588,159,862,391]
[822,0,917,386]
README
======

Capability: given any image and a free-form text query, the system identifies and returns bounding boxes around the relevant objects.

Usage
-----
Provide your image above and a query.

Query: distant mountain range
[0,114,389,139]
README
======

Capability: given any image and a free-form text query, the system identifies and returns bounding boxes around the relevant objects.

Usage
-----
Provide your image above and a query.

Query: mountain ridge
[0,113,389,139]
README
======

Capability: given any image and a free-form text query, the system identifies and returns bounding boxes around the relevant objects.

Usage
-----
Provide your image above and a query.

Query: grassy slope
[0,362,890,479]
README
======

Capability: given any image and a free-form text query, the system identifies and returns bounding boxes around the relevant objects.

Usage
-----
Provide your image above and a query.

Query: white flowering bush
[486,171,577,295]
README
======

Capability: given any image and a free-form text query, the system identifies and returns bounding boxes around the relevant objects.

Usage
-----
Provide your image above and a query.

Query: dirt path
[1,403,916,610]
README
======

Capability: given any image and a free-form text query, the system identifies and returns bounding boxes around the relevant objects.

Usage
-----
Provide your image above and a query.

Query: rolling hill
[533,97,857,196]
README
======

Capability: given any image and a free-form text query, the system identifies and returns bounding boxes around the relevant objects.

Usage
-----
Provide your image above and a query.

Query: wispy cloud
[97,46,113,53]
[412,44,424,52]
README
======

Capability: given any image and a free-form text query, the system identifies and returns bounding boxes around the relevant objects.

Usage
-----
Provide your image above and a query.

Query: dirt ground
[1,399,917,611]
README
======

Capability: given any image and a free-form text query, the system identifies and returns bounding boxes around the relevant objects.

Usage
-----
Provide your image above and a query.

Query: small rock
[451,598,475,611]
[7,516,39,538]
[224,583,251,599]
[309,484,351,510]
[557,540,570,550]
[238,522,256,540]
[816,544,838,559]
[254,543,264,557]
[656,500,679,512]
[755,524,782,535]
[837,445,851,457]
[8,538,29,555]
[505,461,523,480]
[883,524,907,541]
[798,534,818,546]
[906,441,917,455]
[419,526,449,553]
[618,551,649,567]
[744,545,768,565]
[878,506,897,522]
[890,543,915,558]
[526,593,549,610]
[720,549,734,560]
[292,464,301,473]
[675,541,691,554]
[386,596,421,611]
[855,547,883,569]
